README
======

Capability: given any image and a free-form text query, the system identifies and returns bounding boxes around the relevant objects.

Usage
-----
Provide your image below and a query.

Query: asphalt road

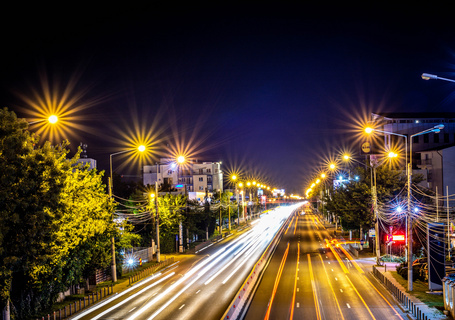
[244,211,410,320]
[70,204,302,320]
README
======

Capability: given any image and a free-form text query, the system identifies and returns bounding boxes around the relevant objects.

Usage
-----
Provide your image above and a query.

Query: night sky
[1,4,455,193]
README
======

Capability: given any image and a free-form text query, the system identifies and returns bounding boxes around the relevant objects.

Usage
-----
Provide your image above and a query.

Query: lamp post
[238,182,244,224]
[422,73,455,83]
[177,155,185,253]
[365,127,408,261]
[407,124,444,291]
[109,145,146,282]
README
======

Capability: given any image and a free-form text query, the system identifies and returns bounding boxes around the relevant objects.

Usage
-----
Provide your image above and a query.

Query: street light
[407,124,444,291]
[108,144,146,282]
[422,73,455,83]
[28,114,59,125]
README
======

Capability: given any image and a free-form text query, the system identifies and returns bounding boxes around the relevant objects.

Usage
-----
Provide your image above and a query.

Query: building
[143,159,223,195]
[76,143,97,170]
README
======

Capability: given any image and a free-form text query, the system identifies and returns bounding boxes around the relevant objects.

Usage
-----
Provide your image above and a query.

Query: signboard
[368,229,375,237]
[392,235,405,241]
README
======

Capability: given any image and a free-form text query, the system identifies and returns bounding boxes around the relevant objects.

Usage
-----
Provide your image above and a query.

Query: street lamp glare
[388,151,398,158]
[231,175,237,181]
[138,145,146,152]
[48,115,58,124]
[321,173,326,178]
[329,163,336,170]
[365,127,374,134]
[177,155,185,164]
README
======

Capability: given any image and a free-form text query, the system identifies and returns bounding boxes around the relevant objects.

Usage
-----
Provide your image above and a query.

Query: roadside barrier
[38,284,113,320]
[221,208,299,319]
[128,257,174,285]
[442,274,455,317]
[372,266,429,320]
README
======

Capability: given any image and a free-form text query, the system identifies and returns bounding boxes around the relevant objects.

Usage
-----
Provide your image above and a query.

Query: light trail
[337,243,364,274]
[308,254,321,320]
[361,274,405,320]
[264,242,290,320]
[345,275,376,320]
[89,272,175,320]
[318,254,345,320]
[326,240,349,274]
[293,216,298,235]
[289,242,300,319]
[127,204,301,320]
[70,271,167,320]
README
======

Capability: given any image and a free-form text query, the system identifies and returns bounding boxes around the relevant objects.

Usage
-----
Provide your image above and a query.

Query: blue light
[396,207,403,213]
[176,184,184,188]
[355,176,359,180]
[414,207,419,213]
[338,175,343,180]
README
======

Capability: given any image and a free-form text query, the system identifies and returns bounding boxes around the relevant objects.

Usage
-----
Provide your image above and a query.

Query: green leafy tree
[0,108,116,318]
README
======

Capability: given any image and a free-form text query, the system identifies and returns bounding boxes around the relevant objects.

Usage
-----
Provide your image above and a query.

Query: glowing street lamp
[28,114,59,125]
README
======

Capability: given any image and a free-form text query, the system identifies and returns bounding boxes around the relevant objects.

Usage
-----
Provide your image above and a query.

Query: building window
[413,136,419,144]
[424,134,429,143]
[167,170,172,175]
[445,133,450,143]
[199,186,204,190]
[206,168,211,173]
[199,177,203,181]
[434,133,439,143]
[199,169,203,174]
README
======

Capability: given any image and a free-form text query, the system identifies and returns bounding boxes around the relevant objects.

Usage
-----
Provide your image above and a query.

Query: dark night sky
[1,4,455,193]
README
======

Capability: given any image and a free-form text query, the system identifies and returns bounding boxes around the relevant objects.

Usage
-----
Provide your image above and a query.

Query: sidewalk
[357,257,447,320]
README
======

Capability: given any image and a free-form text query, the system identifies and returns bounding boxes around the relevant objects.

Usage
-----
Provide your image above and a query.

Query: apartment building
[143,159,223,194]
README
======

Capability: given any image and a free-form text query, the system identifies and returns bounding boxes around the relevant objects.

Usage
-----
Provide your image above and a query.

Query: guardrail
[221,208,298,319]
[442,274,455,318]
[372,266,430,320]
[37,285,114,320]
[128,257,174,285]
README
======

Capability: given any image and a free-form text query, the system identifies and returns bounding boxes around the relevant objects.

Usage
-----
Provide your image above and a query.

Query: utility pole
[155,181,160,263]
[109,177,117,282]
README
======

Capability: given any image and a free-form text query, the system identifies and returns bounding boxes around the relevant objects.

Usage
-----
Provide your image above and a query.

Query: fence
[372,266,430,320]
[38,284,114,320]
[128,257,175,285]
[442,274,455,318]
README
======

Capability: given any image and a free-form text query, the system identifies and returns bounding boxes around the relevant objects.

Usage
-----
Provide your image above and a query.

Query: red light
[392,235,405,241]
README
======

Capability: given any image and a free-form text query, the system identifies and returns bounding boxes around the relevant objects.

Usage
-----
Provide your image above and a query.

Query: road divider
[221,207,300,320]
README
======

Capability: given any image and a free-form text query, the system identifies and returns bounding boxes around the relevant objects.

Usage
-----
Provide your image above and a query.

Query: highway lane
[70,203,302,320]
[244,211,409,320]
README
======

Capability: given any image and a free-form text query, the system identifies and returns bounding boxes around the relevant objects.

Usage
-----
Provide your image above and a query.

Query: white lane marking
[297,288,299,292]
[347,303,351,308]
[340,289,343,293]
[129,307,136,313]
[297,302,300,308]
[335,277,338,281]
[331,269,334,272]
[179,304,185,310]
[196,290,201,294]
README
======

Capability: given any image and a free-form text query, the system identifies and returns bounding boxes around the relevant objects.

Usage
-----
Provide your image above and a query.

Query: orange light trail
[308,254,321,320]
[285,216,295,235]
[345,275,376,320]
[326,240,349,274]
[293,216,298,235]
[361,275,405,320]
[264,243,289,320]
[289,243,300,319]
[337,245,364,274]
[318,254,345,320]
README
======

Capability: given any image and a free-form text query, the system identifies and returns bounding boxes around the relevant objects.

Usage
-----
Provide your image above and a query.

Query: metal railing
[372,266,430,320]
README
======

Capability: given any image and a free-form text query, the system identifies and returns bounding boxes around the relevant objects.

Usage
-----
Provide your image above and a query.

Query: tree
[0,108,116,318]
